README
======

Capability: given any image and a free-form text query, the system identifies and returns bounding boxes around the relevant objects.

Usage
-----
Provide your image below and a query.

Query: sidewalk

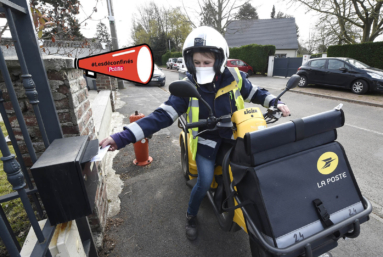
[290,85,383,108]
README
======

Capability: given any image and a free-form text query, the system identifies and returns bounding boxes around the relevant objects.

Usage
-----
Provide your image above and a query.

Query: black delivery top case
[228,108,372,257]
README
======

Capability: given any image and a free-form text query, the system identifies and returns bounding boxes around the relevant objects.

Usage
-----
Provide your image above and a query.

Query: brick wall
[89,172,108,232]
[2,56,109,244]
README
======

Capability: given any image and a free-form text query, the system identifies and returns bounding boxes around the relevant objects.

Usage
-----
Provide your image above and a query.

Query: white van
[176,57,186,70]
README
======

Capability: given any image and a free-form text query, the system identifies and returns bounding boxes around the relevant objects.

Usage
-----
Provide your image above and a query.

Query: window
[328,60,345,70]
[342,58,370,69]
[172,58,178,62]
[310,60,326,69]
[230,60,238,65]
[275,54,287,58]
[238,60,245,66]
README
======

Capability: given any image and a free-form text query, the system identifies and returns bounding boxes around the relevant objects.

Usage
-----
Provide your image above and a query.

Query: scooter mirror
[286,74,301,90]
[169,80,201,99]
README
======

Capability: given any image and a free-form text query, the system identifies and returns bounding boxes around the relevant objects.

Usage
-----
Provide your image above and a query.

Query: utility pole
[106,0,124,89]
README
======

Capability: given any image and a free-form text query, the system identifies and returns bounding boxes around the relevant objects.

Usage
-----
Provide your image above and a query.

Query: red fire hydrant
[129,111,153,166]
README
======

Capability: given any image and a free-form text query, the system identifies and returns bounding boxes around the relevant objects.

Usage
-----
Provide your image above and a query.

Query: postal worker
[100,26,290,241]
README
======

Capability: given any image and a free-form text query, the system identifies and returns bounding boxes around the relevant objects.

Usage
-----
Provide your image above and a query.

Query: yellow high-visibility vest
[185,67,244,160]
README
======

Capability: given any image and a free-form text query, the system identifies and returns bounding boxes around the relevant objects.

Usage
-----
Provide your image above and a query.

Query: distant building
[225,18,299,58]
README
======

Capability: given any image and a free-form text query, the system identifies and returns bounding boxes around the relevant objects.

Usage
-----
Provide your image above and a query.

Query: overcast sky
[0,0,380,49]
[78,0,319,47]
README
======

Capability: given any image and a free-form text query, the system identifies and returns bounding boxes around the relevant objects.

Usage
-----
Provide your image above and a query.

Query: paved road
[107,69,383,257]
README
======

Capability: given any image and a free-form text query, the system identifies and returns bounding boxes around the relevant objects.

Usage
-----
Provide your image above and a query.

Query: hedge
[161,51,182,65]
[229,44,276,74]
[310,53,323,58]
[327,42,383,69]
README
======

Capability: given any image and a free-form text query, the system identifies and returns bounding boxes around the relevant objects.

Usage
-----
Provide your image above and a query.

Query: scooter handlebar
[186,119,207,129]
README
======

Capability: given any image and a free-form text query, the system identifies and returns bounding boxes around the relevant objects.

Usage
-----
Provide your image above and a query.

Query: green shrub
[310,53,323,58]
[0,122,30,256]
[161,51,182,65]
[327,42,383,69]
[170,52,182,58]
[161,51,172,66]
[229,44,276,74]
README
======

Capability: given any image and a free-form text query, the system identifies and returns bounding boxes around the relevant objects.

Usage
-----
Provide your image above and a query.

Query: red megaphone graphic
[74,44,154,84]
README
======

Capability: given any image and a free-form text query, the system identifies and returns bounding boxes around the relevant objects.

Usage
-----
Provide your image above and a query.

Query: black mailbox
[31,136,99,225]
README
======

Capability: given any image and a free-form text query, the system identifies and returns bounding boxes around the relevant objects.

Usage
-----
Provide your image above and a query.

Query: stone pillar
[96,74,117,112]
[302,55,311,65]
[1,55,108,246]
[267,56,275,77]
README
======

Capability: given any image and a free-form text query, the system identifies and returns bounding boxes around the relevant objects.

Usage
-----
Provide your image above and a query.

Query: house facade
[225,18,299,57]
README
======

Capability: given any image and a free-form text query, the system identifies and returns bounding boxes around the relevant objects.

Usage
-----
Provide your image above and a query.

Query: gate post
[267,56,274,77]
[302,55,311,65]
[9,0,63,142]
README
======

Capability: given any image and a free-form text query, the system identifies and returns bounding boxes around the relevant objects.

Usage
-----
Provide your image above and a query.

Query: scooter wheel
[180,137,190,180]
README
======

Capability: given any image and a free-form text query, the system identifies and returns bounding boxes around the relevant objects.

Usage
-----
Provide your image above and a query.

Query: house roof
[225,18,299,50]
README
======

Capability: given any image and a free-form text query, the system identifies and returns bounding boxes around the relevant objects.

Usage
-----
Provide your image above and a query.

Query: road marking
[345,124,383,136]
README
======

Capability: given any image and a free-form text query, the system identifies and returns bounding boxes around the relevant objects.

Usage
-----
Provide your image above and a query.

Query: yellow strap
[215,81,237,99]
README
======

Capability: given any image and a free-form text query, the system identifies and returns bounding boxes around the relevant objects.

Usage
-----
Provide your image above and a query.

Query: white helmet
[182,26,229,77]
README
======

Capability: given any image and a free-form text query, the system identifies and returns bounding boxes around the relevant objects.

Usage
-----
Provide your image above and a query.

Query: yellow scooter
[169,75,372,257]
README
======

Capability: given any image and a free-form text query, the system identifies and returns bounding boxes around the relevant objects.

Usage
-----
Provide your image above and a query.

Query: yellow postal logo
[317,152,338,175]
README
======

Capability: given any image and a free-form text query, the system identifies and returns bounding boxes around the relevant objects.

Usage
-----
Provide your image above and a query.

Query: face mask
[195,67,215,84]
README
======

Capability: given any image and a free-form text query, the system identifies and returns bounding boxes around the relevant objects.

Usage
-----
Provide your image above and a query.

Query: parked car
[297,57,383,94]
[136,64,165,87]
[176,57,186,70]
[226,59,254,76]
[166,58,178,69]
[172,61,179,70]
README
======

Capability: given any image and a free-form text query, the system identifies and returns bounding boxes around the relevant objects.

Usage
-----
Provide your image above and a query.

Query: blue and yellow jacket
[111,67,277,160]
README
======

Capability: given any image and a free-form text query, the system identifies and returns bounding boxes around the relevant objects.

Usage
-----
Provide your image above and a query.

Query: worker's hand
[99,136,118,151]
[277,104,291,117]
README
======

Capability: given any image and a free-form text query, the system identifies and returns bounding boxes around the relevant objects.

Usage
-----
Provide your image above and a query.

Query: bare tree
[182,0,250,35]
[29,0,103,57]
[304,30,317,55]
[290,0,383,43]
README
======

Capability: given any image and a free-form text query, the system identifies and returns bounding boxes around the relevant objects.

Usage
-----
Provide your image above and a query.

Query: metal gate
[0,1,97,256]
[273,57,303,77]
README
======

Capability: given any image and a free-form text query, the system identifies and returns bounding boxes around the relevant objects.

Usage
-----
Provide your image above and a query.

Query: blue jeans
[187,153,215,216]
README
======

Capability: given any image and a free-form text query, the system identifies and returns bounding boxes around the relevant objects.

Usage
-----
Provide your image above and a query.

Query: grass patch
[0,122,31,256]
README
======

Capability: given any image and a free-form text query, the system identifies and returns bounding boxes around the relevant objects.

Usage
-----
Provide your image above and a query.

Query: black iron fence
[0,1,97,256]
